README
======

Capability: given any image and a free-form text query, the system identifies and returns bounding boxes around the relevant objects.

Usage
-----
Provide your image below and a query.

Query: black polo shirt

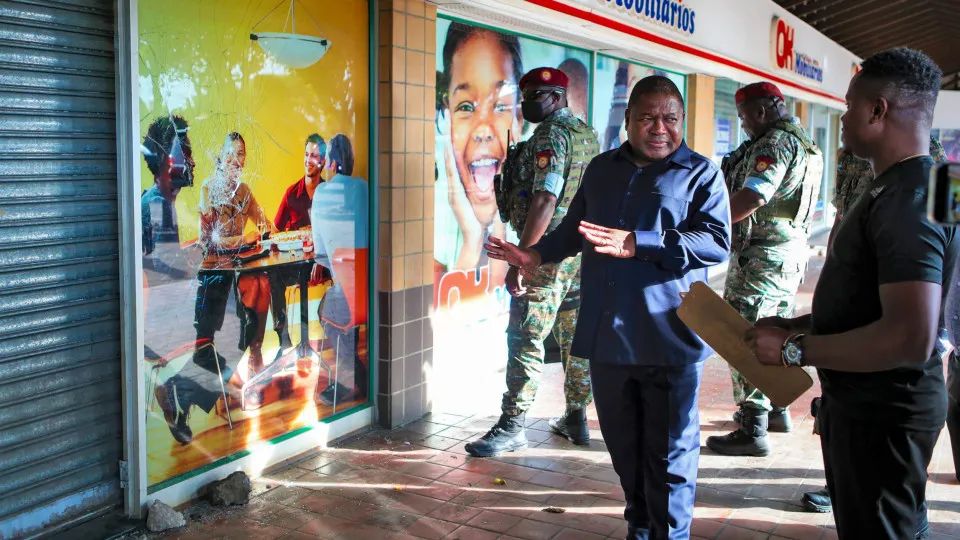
[812,156,958,431]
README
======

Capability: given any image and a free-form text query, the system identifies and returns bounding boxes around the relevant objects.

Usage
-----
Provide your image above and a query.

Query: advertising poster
[939,129,960,161]
[138,0,370,487]
[431,19,591,412]
[592,55,686,152]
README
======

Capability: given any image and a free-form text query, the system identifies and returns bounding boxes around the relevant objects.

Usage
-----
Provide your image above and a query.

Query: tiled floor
[147,251,960,540]
[146,375,960,540]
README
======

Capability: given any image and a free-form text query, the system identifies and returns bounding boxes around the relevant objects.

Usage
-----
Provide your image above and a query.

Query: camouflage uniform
[555,279,591,407]
[497,107,599,415]
[834,137,947,222]
[722,117,824,411]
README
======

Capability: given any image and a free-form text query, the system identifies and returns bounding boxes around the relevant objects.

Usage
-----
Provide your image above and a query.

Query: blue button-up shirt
[532,141,731,366]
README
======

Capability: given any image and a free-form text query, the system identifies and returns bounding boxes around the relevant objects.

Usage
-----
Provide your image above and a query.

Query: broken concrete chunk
[207,471,252,506]
[146,500,186,531]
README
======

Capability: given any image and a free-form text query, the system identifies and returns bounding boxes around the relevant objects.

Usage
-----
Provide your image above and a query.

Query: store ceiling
[771,0,960,87]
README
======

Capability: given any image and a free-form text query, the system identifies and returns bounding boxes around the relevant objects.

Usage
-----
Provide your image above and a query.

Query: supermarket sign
[771,16,824,84]
[598,0,697,36]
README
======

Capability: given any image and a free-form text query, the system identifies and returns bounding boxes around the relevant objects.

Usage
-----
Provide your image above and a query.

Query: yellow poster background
[139,0,370,487]
[139,0,370,243]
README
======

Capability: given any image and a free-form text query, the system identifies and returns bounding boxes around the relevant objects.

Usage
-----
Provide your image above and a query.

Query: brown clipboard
[677,281,814,408]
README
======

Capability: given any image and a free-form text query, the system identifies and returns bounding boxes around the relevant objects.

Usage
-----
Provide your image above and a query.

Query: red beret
[519,67,569,91]
[735,82,785,105]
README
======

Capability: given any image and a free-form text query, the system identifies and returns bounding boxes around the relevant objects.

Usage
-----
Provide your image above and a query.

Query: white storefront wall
[436,0,860,109]
[935,91,960,129]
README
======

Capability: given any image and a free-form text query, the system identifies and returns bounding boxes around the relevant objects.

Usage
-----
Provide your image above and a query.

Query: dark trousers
[591,361,702,540]
[820,395,939,539]
[947,351,960,482]
[193,270,236,380]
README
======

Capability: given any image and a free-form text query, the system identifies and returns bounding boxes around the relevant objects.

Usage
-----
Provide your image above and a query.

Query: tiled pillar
[376,0,437,428]
[686,74,716,159]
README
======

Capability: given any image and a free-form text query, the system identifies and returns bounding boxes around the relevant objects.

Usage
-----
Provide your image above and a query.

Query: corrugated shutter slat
[0,0,121,537]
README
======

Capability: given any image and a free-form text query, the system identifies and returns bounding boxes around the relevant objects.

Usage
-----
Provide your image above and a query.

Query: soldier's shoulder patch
[754,156,775,173]
[536,150,552,169]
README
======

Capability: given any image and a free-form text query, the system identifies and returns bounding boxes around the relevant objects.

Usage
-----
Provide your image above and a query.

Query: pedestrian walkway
[142,357,960,540]
[145,253,960,540]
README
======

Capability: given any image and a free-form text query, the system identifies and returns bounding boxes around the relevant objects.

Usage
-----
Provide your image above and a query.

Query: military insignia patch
[754,156,775,173]
[536,150,552,169]
[541,69,552,82]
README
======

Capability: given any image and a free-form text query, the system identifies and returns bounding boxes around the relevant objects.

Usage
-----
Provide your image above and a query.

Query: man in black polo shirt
[747,47,958,539]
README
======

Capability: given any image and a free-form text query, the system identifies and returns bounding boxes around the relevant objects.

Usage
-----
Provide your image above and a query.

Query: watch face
[784,342,802,365]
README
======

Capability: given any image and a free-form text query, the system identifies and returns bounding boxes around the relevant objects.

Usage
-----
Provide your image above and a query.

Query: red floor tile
[444,525,501,540]
[427,502,484,524]
[502,518,563,540]
[402,516,460,539]
[465,510,525,534]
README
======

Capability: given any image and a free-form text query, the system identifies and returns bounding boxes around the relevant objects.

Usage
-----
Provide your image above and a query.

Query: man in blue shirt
[486,76,731,539]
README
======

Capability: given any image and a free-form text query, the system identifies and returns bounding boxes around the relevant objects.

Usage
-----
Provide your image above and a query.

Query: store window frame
[115,0,379,512]
[712,78,743,166]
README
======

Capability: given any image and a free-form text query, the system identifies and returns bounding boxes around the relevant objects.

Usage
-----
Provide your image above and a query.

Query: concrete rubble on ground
[145,500,185,532]
[206,471,252,506]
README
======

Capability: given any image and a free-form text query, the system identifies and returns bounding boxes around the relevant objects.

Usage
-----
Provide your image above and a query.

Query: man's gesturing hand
[579,221,636,258]
[484,237,541,274]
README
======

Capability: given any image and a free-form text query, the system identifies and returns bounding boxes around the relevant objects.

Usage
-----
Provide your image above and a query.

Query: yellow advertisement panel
[138,0,370,487]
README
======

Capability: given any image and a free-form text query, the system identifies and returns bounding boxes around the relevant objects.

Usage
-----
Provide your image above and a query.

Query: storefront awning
[772,0,960,84]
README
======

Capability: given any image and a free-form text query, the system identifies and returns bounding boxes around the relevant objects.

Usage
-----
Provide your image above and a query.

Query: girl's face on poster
[446,31,521,220]
[221,138,246,189]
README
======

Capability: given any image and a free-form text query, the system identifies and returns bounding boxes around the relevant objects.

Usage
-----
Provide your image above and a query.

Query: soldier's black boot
[733,406,793,433]
[464,412,527,457]
[801,487,831,513]
[706,407,770,457]
[548,408,590,446]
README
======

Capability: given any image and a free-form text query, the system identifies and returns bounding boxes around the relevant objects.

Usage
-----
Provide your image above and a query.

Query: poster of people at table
[431,18,592,410]
[592,55,686,152]
[138,0,370,487]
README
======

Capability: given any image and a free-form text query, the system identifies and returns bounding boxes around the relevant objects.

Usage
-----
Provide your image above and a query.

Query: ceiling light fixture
[250,0,331,70]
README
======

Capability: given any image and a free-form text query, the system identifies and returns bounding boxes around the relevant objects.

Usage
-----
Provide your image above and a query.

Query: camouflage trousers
[722,250,806,412]
[502,254,593,416]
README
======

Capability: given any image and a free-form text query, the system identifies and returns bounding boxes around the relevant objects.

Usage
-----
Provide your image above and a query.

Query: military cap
[519,67,569,91]
[735,82,785,105]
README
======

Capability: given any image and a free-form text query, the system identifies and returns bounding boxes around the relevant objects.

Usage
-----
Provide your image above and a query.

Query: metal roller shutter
[0,0,122,538]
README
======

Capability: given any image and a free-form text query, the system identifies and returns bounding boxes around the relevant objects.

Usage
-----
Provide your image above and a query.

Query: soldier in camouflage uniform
[799,136,948,520]
[705,82,824,457]
[834,137,947,224]
[465,67,600,458]
[554,279,593,415]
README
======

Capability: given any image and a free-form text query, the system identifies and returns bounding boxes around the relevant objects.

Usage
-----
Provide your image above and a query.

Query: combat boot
[706,407,770,457]
[464,413,527,457]
[801,487,831,513]
[548,408,590,446]
[733,406,792,432]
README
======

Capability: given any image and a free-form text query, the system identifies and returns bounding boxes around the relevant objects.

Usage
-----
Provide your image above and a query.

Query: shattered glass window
[138,0,371,487]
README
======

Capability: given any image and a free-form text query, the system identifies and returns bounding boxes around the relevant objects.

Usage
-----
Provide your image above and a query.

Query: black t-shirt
[812,156,959,431]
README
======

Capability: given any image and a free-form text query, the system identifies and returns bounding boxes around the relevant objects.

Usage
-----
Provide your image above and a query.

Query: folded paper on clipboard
[677,281,813,408]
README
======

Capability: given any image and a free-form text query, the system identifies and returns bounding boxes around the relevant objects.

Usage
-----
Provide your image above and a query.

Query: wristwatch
[781,333,806,367]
